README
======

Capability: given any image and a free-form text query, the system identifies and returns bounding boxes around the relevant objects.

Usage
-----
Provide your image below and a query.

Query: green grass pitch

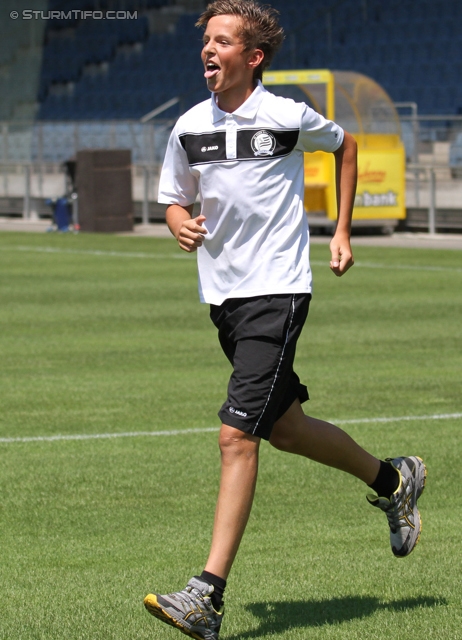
[0,230,461,639]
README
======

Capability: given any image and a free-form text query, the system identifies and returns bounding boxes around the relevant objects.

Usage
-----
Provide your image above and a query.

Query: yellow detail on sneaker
[144,594,182,630]
[144,578,223,640]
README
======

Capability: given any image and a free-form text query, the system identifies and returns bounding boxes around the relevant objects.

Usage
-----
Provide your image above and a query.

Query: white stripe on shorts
[252,294,296,435]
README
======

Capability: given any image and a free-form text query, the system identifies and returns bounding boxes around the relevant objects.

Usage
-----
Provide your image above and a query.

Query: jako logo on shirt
[229,407,248,418]
[201,145,219,152]
[251,130,276,157]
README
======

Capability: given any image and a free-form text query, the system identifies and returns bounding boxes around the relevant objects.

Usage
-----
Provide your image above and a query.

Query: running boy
[144,2,426,638]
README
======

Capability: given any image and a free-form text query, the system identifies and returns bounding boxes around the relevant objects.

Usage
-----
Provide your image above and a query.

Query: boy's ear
[247,48,264,70]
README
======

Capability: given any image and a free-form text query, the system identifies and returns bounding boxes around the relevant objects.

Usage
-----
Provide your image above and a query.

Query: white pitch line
[0,427,220,444]
[0,413,460,445]
[352,260,462,274]
[335,412,462,425]
[0,245,460,273]
[0,245,192,260]
[310,260,462,274]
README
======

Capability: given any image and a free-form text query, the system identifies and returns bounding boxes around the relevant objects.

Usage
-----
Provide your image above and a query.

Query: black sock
[368,460,400,499]
[199,571,226,610]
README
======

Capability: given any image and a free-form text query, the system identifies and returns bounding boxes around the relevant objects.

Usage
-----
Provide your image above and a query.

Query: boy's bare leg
[144,401,423,632]
[203,405,378,580]
[270,398,380,484]
[204,425,261,580]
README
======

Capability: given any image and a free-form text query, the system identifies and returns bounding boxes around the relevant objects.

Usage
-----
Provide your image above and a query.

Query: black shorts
[210,293,311,440]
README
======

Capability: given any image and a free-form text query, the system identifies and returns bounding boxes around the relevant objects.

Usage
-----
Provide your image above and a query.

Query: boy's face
[201,15,262,99]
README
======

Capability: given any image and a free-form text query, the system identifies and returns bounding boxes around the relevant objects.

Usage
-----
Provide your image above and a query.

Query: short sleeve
[158,123,199,206]
[296,104,344,153]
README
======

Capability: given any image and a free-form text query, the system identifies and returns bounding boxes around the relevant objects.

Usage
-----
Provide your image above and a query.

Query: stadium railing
[1,116,461,232]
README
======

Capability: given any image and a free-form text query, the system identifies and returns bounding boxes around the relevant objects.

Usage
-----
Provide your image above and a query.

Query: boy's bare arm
[330,131,358,276]
[166,204,208,253]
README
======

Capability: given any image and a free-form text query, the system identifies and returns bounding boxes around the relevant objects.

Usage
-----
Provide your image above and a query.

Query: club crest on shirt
[251,130,276,157]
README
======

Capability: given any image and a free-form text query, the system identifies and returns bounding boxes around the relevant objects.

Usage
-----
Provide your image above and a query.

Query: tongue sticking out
[205,66,220,79]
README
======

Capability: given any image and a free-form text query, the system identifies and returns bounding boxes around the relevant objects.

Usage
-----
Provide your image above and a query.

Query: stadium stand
[37,1,208,120]
[32,0,462,121]
[0,0,47,121]
[1,0,461,230]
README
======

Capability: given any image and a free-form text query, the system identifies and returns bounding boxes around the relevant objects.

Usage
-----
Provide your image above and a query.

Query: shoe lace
[175,585,209,610]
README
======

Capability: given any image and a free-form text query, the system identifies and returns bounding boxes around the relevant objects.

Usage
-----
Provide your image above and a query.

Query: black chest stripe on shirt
[179,128,300,166]
[179,131,227,165]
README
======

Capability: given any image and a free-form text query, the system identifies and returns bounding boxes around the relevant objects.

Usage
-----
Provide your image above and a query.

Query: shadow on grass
[224,595,447,639]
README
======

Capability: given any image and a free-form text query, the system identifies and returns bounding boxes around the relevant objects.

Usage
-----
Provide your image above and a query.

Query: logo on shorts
[201,145,219,152]
[251,130,276,157]
[229,406,248,418]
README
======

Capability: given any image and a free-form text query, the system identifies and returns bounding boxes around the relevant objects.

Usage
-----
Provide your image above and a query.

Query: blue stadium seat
[37,0,462,119]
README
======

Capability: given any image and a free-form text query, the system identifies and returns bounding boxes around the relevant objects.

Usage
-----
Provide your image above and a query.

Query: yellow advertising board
[354,148,405,219]
[303,151,333,215]
[304,146,406,220]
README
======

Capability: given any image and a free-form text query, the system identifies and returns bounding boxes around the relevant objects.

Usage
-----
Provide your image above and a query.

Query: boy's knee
[219,424,259,458]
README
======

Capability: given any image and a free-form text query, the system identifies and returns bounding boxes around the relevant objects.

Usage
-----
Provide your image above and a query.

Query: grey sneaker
[367,456,427,557]
[144,577,223,640]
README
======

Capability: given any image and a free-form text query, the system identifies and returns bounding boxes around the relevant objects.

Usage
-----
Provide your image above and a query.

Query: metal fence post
[23,164,31,219]
[428,167,436,235]
[2,124,8,195]
[142,165,149,225]
[395,102,420,207]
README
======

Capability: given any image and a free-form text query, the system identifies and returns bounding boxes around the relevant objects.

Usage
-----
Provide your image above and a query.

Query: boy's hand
[177,215,208,252]
[329,233,354,276]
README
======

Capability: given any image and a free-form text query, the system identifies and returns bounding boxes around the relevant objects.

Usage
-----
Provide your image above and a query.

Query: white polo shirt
[158,81,344,305]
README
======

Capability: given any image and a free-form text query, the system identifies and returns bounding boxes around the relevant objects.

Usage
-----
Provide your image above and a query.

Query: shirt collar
[211,80,267,124]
